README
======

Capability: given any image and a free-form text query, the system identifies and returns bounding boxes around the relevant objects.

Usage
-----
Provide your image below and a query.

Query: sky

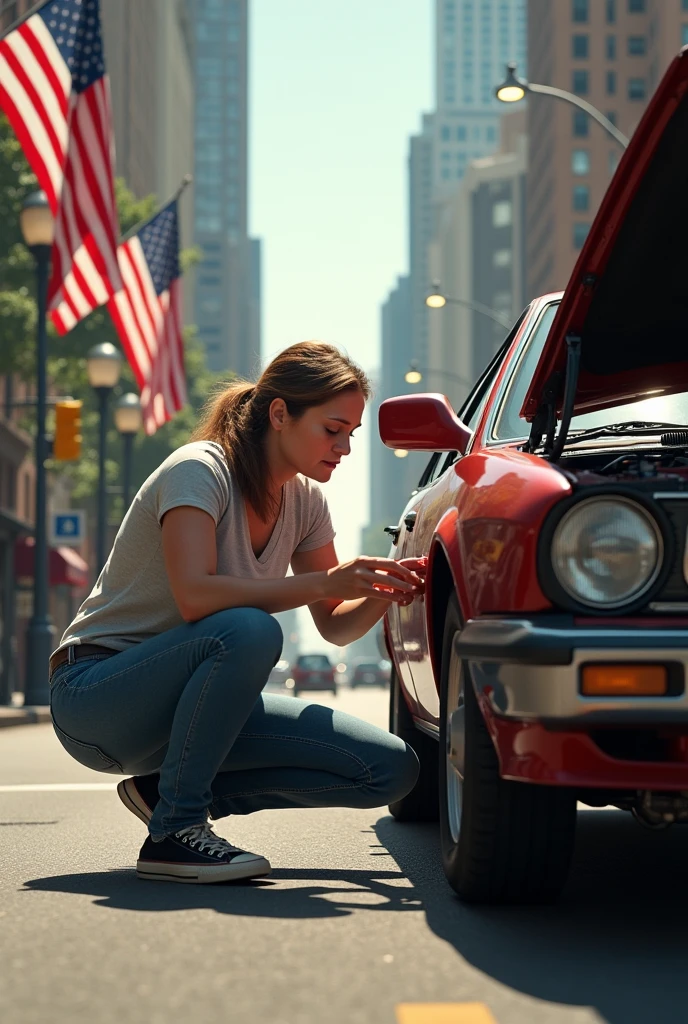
[250,0,433,651]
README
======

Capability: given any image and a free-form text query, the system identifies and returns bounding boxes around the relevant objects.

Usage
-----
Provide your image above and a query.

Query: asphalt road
[2,686,688,1024]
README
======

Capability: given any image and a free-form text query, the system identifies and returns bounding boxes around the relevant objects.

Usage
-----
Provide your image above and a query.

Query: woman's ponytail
[191,342,370,522]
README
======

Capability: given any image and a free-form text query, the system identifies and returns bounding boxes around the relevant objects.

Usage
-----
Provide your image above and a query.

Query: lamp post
[495,62,629,149]
[20,191,55,706]
[86,343,121,575]
[425,282,512,329]
[114,393,142,513]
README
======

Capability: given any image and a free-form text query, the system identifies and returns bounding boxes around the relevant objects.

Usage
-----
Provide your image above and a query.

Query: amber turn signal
[581,664,668,697]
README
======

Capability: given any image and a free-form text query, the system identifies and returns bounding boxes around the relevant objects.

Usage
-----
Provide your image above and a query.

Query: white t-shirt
[53,441,335,654]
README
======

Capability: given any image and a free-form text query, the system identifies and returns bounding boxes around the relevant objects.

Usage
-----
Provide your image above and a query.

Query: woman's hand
[324,556,425,604]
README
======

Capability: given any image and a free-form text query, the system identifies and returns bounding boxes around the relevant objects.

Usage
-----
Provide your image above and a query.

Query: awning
[0,508,32,540]
[14,536,89,588]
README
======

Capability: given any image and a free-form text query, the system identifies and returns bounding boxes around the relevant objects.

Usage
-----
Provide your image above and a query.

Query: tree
[0,113,230,527]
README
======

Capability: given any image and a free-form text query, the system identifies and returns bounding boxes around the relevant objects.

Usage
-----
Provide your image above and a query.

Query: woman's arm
[290,541,426,647]
[161,506,422,623]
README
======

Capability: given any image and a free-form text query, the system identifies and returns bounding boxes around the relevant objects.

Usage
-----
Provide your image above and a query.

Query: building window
[606,110,618,125]
[606,35,616,58]
[199,275,221,286]
[606,70,617,94]
[628,0,645,10]
[572,0,588,23]
[628,35,647,55]
[572,69,589,94]
[609,150,620,175]
[441,125,450,140]
[573,110,589,136]
[628,77,646,99]
[457,125,467,141]
[573,184,590,211]
[486,125,497,142]
[573,223,590,249]
[572,149,590,175]
[572,34,589,58]
[607,0,616,21]
[492,200,512,227]
[683,24,688,45]
[493,249,512,268]
[683,0,688,10]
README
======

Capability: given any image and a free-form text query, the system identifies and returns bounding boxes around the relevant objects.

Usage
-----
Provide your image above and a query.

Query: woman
[48,341,424,884]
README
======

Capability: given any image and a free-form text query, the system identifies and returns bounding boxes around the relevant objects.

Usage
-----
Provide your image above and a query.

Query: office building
[428,109,528,402]
[101,1,196,316]
[526,0,688,300]
[189,0,261,376]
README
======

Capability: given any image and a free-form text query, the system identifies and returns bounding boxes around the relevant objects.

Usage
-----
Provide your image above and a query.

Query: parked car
[267,659,291,689]
[379,52,688,906]
[349,658,391,688]
[289,654,337,697]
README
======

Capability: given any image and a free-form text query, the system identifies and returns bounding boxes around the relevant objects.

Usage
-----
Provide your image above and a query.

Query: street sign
[49,510,86,548]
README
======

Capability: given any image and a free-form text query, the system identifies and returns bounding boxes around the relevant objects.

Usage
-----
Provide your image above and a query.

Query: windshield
[493,302,688,440]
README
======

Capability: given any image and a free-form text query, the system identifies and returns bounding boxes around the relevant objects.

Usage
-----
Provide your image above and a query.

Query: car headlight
[551,496,663,609]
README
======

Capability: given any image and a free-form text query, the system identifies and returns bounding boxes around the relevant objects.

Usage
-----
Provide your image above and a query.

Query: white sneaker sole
[117,778,153,827]
[136,856,272,884]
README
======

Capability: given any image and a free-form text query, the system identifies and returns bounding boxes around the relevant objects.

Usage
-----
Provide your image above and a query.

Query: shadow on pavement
[376,809,688,1024]
[22,865,425,920]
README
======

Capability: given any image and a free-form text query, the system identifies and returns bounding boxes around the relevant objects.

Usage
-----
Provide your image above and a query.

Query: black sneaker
[136,823,271,883]
[117,774,160,826]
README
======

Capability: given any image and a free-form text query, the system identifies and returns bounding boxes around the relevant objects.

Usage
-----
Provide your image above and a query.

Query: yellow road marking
[396,1004,497,1024]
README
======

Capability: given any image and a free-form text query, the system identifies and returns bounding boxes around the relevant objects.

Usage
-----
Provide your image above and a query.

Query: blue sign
[50,511,85,547]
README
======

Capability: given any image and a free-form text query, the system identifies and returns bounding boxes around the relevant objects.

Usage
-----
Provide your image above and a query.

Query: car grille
[651,498,688,604]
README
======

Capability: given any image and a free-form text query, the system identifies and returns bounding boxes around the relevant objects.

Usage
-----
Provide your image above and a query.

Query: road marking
[0,783,118,793]
[396,1005,497,1024]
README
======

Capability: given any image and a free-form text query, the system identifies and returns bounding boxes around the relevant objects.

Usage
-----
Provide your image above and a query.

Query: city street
[1,687,688,1024]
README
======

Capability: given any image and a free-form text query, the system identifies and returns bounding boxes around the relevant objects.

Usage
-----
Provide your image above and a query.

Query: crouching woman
[48,341,423,883]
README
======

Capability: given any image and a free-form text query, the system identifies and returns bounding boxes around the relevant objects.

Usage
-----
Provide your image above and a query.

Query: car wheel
[388,665,439,822]
[439,594,577,905]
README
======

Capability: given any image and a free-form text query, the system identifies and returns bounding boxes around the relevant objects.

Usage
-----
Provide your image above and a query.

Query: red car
[288,654,337,697]
[380,51,688,906]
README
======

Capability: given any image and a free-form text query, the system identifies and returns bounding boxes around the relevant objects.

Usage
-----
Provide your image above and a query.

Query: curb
[0,707,51,729]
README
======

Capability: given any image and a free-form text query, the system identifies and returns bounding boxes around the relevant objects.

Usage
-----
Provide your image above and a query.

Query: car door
[396,338,516,725]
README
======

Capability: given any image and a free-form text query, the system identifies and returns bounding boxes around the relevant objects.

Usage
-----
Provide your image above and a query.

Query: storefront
[0,509,32,704]
[10,535,89,703]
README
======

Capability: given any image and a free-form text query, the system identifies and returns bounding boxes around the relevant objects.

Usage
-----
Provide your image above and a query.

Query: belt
[49,643,116,680]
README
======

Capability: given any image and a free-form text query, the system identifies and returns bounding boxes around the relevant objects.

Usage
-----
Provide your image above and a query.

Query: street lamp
[425,282,512,328]
[495,62,629,149]
[114,392,142,513]
[405,360,473,390]
[86,342,121,574]
[20,190,55,706]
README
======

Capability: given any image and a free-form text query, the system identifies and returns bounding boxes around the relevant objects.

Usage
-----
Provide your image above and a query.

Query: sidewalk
[0,693,51,728]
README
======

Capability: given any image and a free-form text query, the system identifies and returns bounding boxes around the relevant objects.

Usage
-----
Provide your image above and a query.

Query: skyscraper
[189,0,261,376]
[526,0,688,301]
[434,0,527,197]
[408,0,527,399]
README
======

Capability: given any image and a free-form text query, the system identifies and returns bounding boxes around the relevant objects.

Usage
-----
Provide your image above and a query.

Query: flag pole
[119,174,193,244]
[0,0,47,41]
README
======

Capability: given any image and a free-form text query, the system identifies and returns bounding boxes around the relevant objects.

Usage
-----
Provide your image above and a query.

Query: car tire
[439,594,577,905]
[388,665,439,822]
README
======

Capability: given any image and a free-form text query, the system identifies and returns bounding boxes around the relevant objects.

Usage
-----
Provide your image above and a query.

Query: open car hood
[522,48,688,422]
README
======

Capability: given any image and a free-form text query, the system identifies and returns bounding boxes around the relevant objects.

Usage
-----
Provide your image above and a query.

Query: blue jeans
[49,608,420,840]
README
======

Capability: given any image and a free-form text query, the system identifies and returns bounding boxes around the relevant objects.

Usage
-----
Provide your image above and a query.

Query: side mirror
[378,393,472,454]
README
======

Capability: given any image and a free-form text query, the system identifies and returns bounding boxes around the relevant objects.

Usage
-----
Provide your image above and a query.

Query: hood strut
[525,335,582,460]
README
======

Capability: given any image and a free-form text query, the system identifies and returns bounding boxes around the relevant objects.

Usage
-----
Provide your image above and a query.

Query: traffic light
[53,400,82,461]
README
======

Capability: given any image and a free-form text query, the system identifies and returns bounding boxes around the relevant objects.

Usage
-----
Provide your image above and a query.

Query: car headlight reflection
[551,497,663,609]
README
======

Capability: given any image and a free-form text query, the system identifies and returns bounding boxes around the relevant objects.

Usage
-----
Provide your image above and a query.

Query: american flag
[107,201,187,436]
[0,0,121,333]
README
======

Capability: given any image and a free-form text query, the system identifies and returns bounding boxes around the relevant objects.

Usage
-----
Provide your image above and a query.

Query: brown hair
[190,341,370,522]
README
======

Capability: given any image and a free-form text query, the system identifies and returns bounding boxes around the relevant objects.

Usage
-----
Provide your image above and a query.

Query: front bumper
[458,616,688,727]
